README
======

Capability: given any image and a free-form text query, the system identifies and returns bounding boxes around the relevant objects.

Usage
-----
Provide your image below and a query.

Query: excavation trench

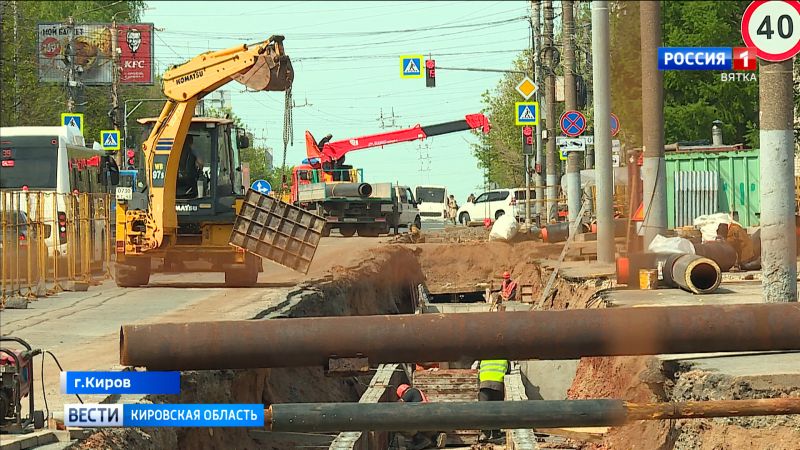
[70,239,794,449]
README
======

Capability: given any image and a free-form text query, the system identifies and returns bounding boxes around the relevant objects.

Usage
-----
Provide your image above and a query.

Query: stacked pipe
[326,182,372,198]
[616,252,722,294]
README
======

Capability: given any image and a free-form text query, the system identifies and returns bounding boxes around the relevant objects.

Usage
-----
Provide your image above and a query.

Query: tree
[204,106,292,190]
[662,0,758,147]
[0,1,154,143]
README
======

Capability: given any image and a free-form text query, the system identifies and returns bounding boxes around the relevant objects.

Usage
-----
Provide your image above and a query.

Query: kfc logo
[126,28,141,54]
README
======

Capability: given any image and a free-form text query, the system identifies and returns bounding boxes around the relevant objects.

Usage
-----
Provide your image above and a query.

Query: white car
[456,188,535,224]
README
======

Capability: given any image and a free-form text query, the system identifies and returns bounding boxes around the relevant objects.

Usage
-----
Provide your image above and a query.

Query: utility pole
[12,0,20,123]
[544,0,558,223]
[563,0,581,231]
[66,16,77,112]
[111,20,122,165]
[640,1,666,248]
[592,1,614,264]
[759,58,797,303]
[532,1,544,221]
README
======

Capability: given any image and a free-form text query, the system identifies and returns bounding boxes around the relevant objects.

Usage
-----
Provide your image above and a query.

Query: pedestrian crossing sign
[400,55,423,78]
[515,101,539,126]
[100,130,121,151]
[61,113,84,134]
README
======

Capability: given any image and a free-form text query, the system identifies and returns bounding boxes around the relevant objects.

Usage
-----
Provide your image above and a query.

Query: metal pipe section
[265,398,800,432]
[592,1,614,263]
[327,183,372,198]
[671,254,721,295]
[693,241,737,272]
[121,303,800,370]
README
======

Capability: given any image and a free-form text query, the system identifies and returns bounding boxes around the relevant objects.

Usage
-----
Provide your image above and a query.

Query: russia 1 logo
[733,47,757,71]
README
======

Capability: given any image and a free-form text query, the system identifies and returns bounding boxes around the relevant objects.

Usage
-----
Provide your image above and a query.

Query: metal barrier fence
[1,191,113,308]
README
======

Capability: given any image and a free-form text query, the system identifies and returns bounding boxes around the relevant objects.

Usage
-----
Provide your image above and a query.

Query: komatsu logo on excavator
[176,204,198,212]
[175,69,204,85]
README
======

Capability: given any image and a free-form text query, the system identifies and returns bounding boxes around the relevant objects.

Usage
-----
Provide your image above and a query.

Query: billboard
[37,23,154,86]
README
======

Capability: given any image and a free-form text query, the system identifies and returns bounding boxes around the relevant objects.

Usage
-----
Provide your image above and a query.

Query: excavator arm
[305,113,491,164]
[120,36,293,253]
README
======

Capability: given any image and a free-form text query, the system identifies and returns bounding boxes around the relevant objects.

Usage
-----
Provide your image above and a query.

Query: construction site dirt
[3,229,798,450]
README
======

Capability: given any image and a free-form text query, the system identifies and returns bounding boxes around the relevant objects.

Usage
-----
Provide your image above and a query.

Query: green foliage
[662,0,758,147]
[609,1,643,147]
[204,106,292,187]
[470,51,532,188]
[0,1,160,145]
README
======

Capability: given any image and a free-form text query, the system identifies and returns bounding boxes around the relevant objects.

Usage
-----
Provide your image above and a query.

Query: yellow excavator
[114,36,293,287]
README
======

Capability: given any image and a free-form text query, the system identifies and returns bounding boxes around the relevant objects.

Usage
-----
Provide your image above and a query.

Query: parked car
[456,188,537,225]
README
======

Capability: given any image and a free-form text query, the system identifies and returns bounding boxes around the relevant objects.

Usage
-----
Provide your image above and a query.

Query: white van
[414,185,447,222]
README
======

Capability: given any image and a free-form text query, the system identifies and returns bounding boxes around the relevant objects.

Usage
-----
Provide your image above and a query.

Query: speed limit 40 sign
[742,0,800,61]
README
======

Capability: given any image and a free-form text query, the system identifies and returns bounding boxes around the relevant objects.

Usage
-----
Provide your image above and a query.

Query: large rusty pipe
[120,304,800,370]
[670,254,721,294]
[264,398,800,432]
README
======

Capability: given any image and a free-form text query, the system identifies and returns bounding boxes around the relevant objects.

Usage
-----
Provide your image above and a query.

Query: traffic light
[522,126,533,155]
[426,59,435,88]
[126,149,135,168]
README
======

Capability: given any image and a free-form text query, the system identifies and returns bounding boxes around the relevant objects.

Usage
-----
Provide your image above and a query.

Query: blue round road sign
[610,113,620,137]
[560,110,586,137]
[251,179,271,195]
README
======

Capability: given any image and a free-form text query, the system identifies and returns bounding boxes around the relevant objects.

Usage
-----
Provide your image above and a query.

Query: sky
[142,1,532,203]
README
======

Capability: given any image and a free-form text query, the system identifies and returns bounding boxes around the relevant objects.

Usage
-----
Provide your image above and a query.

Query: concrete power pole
[563,0,581,230]
[544,0,558,223]
[532,0,544,220]
[592,1,614,264]
[640,1,667,248]
[759,59,797,303]
[111,20,122,165]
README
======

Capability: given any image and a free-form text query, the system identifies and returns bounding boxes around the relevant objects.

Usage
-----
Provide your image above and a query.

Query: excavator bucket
[233,37,294,92]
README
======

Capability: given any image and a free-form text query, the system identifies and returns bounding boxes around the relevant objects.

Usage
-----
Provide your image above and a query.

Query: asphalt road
[0,236,385,414]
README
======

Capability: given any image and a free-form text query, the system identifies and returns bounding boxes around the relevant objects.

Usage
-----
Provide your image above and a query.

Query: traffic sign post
[251,179,272,195]
[514,102,539,126]
[100,130,121,151]
[742,0,800,61]
[62,113,84,134]
[515,76,538,100]
[610,113,621,137]
[559,110,587,137]
[400,55,423,78]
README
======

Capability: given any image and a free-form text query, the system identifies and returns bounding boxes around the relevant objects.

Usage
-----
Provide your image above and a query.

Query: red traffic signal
[425,59,435,88]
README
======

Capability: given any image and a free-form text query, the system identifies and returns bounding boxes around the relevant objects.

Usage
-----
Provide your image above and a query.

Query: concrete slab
[603,281,763,308]
[0,431,58,450]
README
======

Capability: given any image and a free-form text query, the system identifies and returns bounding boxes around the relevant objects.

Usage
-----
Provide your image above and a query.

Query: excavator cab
[137,117,244,232]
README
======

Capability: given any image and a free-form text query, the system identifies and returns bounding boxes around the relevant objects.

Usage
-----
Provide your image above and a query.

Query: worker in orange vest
[396,384,447,449]
[499,271,518,302]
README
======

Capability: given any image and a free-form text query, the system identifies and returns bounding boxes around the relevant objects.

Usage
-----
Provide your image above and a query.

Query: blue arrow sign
[251,179,271,195]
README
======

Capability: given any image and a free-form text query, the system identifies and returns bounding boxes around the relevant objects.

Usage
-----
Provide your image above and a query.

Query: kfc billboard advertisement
[37,22,154,86]
[118,24,154,85]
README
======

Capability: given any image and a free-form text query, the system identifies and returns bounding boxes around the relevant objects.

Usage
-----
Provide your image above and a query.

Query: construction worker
[447,194,459,225]
[473,359,510,443]
[396,384,447,449]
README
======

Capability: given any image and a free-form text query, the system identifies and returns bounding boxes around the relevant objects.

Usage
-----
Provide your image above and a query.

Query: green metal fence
[665,149,760,228]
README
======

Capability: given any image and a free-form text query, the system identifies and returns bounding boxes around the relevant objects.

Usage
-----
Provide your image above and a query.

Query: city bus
[0,125,119,262]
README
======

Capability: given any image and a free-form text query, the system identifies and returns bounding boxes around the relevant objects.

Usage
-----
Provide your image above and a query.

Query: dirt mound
[407,240,564,294]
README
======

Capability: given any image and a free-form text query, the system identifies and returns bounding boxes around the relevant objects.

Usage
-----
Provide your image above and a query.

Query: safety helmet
[503,271,511,279]
[396,384,411,398]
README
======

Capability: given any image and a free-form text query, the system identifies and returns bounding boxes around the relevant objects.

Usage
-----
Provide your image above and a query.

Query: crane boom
[305,113,491,164]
